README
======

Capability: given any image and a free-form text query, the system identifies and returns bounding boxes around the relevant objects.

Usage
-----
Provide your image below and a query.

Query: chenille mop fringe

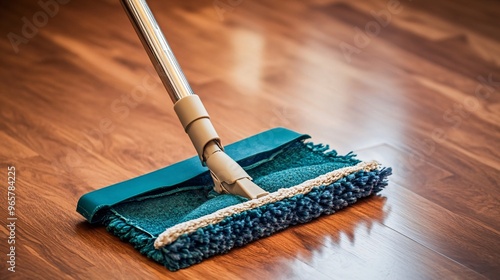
[97,138,391,271]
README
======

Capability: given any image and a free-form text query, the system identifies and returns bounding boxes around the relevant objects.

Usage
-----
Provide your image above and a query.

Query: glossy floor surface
[0,0,499,279]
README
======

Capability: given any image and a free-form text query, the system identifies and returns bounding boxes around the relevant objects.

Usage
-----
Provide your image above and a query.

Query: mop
[77,0,391,271]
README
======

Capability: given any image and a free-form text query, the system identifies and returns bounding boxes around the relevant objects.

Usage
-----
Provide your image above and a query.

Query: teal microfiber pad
[77,127,391,271]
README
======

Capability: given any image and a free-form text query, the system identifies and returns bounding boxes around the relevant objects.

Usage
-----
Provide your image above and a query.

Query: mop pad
[77,127,391,271]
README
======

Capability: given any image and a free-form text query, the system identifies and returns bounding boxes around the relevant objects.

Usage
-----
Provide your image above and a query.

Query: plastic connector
[173,95,268,199]
[204,141,268,199]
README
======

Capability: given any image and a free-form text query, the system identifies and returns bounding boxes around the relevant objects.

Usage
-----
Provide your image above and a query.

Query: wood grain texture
[0,0,499,279]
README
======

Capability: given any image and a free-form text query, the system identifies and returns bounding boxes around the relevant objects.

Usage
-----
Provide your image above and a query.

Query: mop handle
[121,0,193,103]
[120,0,269,199]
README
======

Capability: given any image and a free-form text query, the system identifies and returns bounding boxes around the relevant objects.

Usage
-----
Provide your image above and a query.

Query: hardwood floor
[0,0,499,279]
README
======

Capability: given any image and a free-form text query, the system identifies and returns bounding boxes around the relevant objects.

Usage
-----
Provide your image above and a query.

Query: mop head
[77,128,391,271]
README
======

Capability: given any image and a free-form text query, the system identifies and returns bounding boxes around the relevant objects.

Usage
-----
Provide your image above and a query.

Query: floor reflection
[257,195,391,278]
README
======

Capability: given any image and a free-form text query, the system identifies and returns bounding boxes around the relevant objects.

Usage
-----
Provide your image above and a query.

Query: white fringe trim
[154,161,380,249]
